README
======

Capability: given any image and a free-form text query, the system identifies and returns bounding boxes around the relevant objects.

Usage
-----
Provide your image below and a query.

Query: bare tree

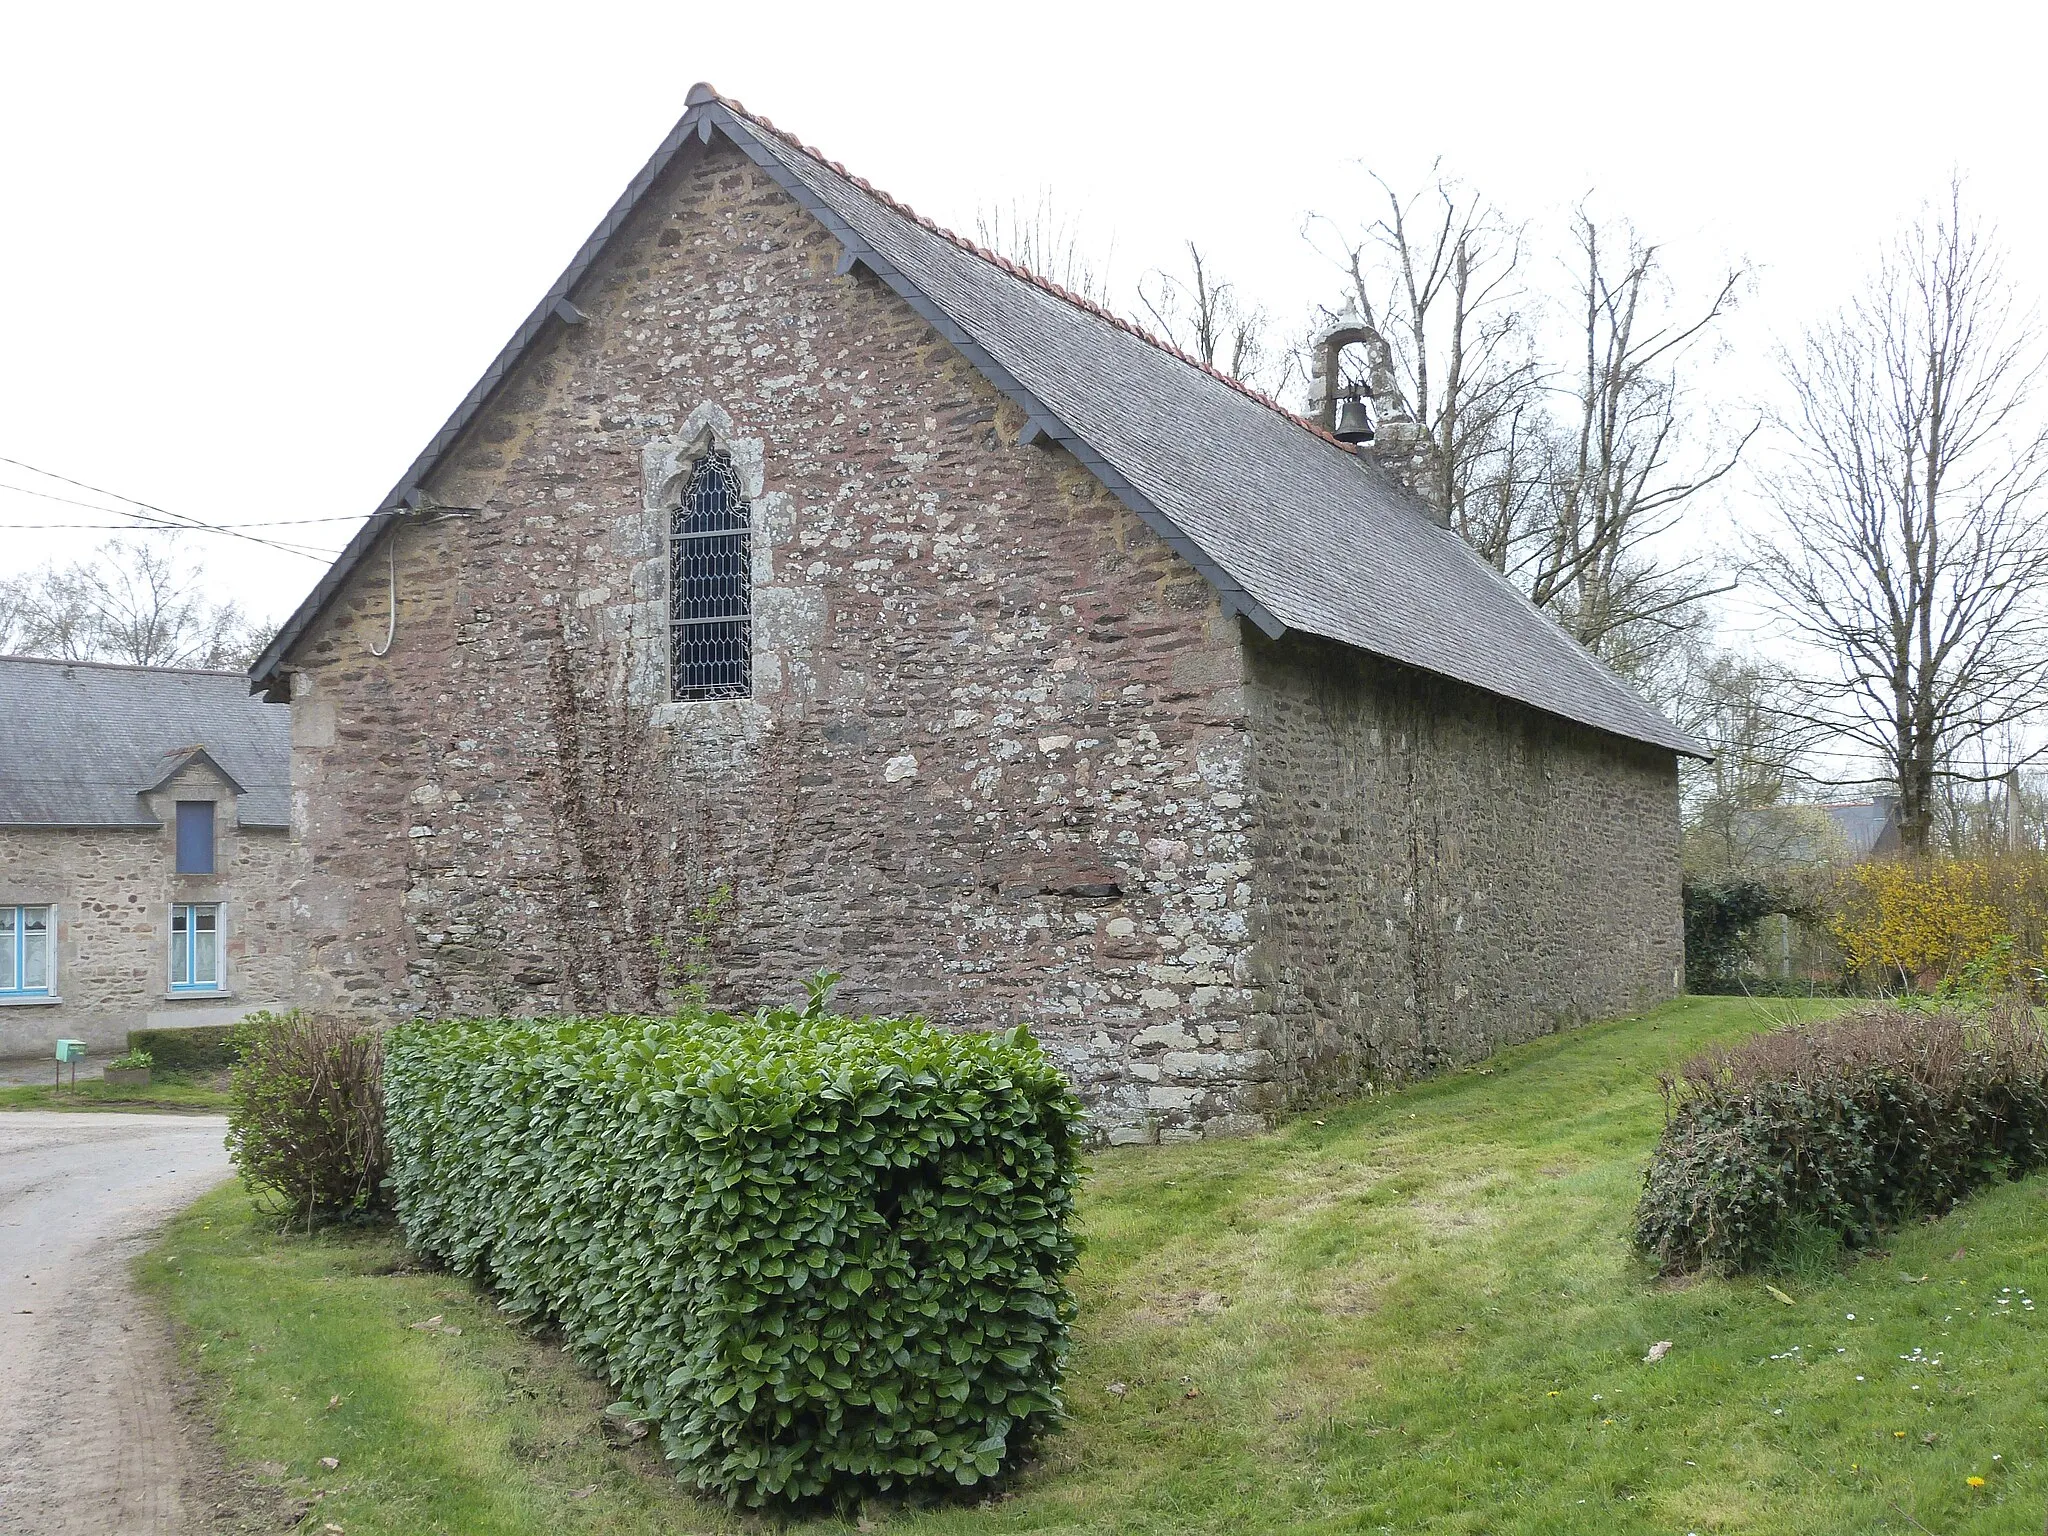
[1525,211,1748,677]
[1136,242,1276,388]
[1310,179,1747,682]
[0,578,30,655]
[4,536,270,668]
[1307,166,1545,556]
[1754,182,2048,855]
[1671,646,1814,871]
[974,191,1115,307]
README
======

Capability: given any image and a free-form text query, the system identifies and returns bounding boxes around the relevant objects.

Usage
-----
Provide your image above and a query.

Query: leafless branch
[1753,178,2048,853]
[1,535,270,667]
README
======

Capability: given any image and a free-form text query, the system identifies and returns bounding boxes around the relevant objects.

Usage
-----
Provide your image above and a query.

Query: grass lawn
[145,996,2048,1534]
[0,1069,231,1112]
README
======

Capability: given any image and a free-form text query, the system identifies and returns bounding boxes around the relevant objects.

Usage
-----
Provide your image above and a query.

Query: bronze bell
[1333,389,1374,444]
[1327,385,1376,444]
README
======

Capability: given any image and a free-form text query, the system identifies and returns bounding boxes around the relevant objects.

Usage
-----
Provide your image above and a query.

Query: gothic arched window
[670,450,752,700]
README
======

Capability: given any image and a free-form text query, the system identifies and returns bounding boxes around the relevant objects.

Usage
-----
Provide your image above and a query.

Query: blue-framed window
[1,906,53,997]
[170,903,223,992]
[175,800,216,874]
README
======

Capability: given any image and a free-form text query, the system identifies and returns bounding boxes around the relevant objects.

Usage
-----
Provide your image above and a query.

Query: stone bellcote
[1308,315,1448,528]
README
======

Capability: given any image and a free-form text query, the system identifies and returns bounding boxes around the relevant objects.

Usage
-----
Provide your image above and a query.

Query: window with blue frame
[1,906,53,997]
[170,903,223,991]
[175,800,216,874]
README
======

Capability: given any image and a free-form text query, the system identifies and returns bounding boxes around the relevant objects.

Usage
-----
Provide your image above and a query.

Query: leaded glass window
[670,450,752,701]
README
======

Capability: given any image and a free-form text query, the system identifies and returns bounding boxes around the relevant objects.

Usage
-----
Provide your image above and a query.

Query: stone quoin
[250,88,1698,1143]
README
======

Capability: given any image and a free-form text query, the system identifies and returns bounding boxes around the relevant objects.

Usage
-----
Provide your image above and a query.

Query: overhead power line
[0,453,347,561]
[0,480,365,530]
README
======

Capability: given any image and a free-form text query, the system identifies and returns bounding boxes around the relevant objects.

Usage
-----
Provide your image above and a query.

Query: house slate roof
[1730,796,1904,865]
[251,87,1702,759]
[0,655,291,828]
[1821,798,1903,858]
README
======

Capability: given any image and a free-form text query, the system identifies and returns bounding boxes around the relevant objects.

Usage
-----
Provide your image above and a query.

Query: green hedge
[1635,1004,2048,1274]
[127,1023,239,1072]
[383,999,1084,1507]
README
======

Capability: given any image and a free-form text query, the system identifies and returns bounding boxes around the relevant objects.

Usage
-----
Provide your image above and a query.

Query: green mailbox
[54,1038,87,1089]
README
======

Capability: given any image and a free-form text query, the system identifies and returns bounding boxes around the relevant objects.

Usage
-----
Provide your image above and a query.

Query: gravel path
[0,1113,232,1535]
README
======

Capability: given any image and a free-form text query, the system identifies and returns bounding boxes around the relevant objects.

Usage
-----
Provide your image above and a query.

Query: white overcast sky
[4,0,2045,651]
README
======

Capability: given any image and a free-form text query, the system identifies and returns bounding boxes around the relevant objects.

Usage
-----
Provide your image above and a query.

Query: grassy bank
[147,997,2048,1533]
[0,1070,231,1112]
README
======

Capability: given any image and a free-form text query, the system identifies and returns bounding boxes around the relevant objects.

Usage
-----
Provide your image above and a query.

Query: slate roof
[1730,796,1904,865]
[0,655,291,828]
[253,88,1700,758]
[1821,798,1903,859]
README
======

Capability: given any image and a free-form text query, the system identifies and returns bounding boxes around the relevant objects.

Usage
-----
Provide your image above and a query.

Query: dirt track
[0,1113,230,1535]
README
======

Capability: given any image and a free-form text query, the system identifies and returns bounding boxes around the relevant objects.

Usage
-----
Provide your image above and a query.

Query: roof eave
[250,96,730,693]
[698,103,1288,642]
[250,96,1290,694]
[143,745,249,797]
[250,91,1695,763]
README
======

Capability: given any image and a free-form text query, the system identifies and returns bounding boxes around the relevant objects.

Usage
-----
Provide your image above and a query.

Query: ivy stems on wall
[540,605,800,1014]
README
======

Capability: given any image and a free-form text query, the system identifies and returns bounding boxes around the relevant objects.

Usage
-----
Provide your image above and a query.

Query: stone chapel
[251,87,1697,1142]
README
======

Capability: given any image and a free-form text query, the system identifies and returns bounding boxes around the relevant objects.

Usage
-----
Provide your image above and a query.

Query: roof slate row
[0,655,291,828]
[251,87,1700,758]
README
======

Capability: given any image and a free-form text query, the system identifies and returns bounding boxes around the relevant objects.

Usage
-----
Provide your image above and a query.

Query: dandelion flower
[1895,1431,1907,1439]
[1967,1476,1986,1488]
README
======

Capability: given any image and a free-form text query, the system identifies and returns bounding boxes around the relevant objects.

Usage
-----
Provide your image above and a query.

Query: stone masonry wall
[0,761,296,1056]
[282,132,1687,1142]
[1240,630,1683,1103]
[284,136,1266,1141]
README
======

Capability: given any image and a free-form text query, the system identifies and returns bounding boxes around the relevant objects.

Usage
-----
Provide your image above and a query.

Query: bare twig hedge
[1636,1004,2048,1274]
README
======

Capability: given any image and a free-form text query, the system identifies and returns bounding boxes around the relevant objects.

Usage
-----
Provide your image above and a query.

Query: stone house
[0,656,295,1057]
[250,88,1700,1142]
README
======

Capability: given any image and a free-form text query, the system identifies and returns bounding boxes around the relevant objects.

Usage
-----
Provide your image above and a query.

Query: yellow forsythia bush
[1830,855,2048,989]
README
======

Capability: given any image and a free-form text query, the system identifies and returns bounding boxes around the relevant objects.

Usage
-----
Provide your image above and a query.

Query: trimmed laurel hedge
[127,1023,238,1071]
[1636,1004,2048,1275]
[383,1000,1084,1507]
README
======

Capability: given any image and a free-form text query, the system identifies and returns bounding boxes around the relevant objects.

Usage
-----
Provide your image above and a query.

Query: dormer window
[670,450,752,701]
[175,800,216,874]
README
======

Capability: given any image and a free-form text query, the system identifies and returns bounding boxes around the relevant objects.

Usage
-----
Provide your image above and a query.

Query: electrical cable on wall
[368,537,397,658]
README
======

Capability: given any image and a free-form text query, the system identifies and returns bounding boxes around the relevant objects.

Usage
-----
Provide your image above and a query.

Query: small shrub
[1635,1003,2048,1275]
[384,994,1084,1508]
[127,1023,238,1072]
[227,1012,388,1229]
[107,1048,153,1071]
